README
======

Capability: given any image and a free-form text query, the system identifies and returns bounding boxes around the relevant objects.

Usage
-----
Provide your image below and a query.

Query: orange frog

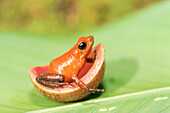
[36,36,104,92]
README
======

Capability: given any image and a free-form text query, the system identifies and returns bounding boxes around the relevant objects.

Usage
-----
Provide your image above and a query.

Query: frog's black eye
[78,42,87,50]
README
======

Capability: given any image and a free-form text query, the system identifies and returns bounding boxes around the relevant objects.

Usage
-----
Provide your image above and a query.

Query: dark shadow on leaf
[102,58,138,97]
[79,58,138,101]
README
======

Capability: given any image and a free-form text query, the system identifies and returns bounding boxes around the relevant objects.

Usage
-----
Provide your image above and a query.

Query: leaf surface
[1,1,170,113]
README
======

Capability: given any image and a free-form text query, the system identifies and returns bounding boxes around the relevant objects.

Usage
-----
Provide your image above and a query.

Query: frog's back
[48,52,83,82]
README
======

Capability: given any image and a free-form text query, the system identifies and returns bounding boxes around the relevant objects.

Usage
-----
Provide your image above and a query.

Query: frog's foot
[72,76,104,94]
[59,82,75,88]
[36,80,74,88]
[88,88,104,92]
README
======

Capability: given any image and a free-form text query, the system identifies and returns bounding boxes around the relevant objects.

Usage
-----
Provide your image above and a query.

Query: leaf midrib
[27,86,170,113]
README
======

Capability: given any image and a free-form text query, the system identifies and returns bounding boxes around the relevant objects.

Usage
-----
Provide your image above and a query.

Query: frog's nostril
[87,36,94,41]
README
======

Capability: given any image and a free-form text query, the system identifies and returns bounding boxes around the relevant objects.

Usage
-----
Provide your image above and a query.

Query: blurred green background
[0,0,159,34]
[2,0,170,113]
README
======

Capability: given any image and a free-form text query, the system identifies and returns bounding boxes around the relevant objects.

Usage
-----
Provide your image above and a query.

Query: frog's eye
[78,42,87,50]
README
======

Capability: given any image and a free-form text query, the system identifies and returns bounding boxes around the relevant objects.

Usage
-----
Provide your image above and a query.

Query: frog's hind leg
[59,82,74,88]
[36,80,74,88]
[36,73,74,88]
[72,76,104,93]
[36,80,60,88]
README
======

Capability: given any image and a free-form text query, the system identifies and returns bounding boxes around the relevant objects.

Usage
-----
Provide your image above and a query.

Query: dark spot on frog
[80,51,83,55]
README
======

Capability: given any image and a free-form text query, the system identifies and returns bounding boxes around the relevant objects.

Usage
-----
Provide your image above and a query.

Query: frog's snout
[87,36,94,42]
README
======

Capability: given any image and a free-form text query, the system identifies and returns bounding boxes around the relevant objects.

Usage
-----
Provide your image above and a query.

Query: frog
[36,36,104,93]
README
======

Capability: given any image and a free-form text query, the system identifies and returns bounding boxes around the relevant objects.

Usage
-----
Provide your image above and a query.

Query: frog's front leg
[72,76,104,93]
[36,73,74,88]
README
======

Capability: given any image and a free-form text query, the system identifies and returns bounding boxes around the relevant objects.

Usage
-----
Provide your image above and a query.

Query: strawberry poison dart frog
[36,36,104,93]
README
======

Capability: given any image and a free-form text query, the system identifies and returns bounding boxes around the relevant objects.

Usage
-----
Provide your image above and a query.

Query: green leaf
[28,87,170,113]
[1,1,170,113]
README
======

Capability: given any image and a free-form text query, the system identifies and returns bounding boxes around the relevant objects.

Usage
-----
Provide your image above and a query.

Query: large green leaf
[1,1,170,113]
